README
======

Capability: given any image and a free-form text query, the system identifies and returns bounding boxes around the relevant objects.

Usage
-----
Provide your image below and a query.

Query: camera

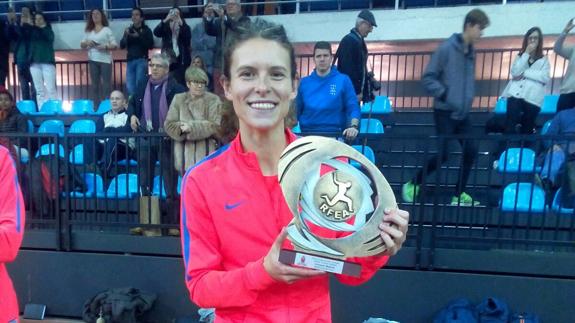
[169,8,177,16]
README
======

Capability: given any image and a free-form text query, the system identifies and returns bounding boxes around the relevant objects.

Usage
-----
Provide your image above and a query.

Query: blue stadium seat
[117,159,138,166]
[106,173,139,198]
[351,145,376,168]
[361,96,392,114]
[541,120,552,135]
[69,144,85,165]
[94,99,112,115]
[27,120,34,133]
[552,188,574,214]
[497,148,537,173]
[35,144,66,158]
[38,120,65,137]
[292,123,301,134]
[71,100,94,115]
[16,100,37,114]
[37,99,63,115]
[152,175,167,198]
[69,173,106,198]
[501,182,546,213]
[493,97,507,114]
[69,119,97,134]
[360,118,384,134]
[540,95,559,115]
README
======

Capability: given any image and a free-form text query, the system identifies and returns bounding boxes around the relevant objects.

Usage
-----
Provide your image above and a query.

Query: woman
[29,11,57,109]
[0,89,29,161]
[0,144,26,323]
[154,7,191,87]
[501,27,550,134]
[180,19,409,322]
[165,66,221,175]
[81,9,118,106]
[191,55,214,91]
[554,18,575,112]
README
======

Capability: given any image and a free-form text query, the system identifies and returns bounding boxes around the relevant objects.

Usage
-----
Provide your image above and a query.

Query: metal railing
[8,47,566,110]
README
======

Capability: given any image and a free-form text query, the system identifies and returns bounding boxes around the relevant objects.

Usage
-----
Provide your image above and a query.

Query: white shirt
[501,53,550,107]
[83,27,117,64]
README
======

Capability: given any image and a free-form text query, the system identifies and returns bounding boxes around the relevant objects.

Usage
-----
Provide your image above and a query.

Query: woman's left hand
[378,208,409,256]
[180,123,191,133]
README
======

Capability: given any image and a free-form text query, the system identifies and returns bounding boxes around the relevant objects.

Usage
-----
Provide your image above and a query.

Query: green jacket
[29,25,55,64]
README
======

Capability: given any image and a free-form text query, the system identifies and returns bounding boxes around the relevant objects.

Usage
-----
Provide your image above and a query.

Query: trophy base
[279,249,361,277]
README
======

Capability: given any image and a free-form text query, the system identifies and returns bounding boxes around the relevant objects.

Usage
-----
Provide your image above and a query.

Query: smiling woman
[179,19,409,323]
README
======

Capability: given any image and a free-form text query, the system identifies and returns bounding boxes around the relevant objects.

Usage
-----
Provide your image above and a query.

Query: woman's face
[192,57,204,69]
[0,94,14,119]
[34,14,46,27]
[223,38,296,133]
[188,80,206,98]
[527,30,541,47]
[91,10,102,24]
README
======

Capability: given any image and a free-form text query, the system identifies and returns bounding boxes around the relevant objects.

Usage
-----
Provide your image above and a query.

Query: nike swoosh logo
[225,201,243,210]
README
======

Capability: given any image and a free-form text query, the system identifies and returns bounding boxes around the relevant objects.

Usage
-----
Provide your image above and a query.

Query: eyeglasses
[149,63,167,69]
[188,81,207,88]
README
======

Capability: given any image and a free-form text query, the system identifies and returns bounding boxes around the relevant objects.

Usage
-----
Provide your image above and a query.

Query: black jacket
[204,14,251,69]
[153,20,191,69]
[0,108,28,134]
[120,23,154,61]
[336,29,368,99]
[127,75,186,132]
[0,21,9,74]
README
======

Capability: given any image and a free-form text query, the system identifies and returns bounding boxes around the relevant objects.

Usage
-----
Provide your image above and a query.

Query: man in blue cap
[336,9,377,104]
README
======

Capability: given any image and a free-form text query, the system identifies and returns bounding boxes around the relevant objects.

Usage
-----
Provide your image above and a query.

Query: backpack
[433,298,478,323]
[82,287,157,323]
[475,297,509,323]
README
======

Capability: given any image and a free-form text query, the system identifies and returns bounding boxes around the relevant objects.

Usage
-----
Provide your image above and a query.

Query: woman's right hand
[263,228,326,284]
[564,18,574,34]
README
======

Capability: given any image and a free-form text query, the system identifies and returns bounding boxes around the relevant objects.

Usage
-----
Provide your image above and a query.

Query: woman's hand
[180,123,191,133]
[263,228,326,284]
[378,208,409,256]
[564,18,574,34]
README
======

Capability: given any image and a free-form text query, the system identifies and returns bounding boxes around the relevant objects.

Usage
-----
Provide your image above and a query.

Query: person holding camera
[154,6,191,88]
[402,9,489,207]
[120,7,154,97]
[6,6,36,102]
[203,0,251,97]
[554,18,575,112]
[296,41,360,141]
[336,10,377,104]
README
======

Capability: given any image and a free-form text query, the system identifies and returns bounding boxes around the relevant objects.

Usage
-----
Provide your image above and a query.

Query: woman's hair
[0,88,15,104]
[185,66,209,84]
[223,18,297,81]
[519,27,544,60]
[85,8,109,32]
[34,11,50,27]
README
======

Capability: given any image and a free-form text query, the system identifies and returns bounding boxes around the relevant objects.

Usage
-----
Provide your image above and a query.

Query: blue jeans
[126,58,148,97]
[540,147,566,185]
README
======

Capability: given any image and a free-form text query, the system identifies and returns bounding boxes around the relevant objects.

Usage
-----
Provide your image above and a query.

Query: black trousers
[557,92,575,113]
[18,64,36,102]
[504,97,540,135]
[137,137,176,198]
[414,110,478,196]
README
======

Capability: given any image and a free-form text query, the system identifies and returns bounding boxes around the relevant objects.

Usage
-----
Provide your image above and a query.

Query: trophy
[278,136,396,277]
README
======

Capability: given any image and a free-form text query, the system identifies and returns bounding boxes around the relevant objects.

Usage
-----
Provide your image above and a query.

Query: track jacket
[0,146,26,323]
[181,130,388,323]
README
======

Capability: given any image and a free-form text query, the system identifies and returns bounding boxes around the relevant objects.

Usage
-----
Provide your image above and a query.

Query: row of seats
[17,99,111,116]
[494,95,560,115]
[37,119,97,137]
[67,173,182,199]
[501,183,573,214]
[292,118,385,134]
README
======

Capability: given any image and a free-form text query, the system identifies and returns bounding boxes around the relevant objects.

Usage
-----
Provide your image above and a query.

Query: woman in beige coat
[165,67,221,174]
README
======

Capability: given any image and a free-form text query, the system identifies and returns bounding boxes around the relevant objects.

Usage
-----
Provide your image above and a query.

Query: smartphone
[169,8,177,16]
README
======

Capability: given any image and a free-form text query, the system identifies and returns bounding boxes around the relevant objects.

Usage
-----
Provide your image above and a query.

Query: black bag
[82,287,157,323]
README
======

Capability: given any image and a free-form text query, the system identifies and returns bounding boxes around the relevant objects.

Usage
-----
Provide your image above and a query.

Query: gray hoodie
[422,33,475,120]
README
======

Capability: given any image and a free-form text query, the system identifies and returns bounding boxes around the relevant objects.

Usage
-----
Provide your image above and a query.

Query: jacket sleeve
[185,97,222,141]
[180,24,192,52]
[164,95,186,142]
[335,254,389,286]
[180,175,277,308]
[153,21,168,38]
[203,17,221,37]
[343,75,361,123]
[106,27,118,48]
[422,44,448,99]
[337,37,361,94]
[142,26,155,50]
[38,26,55,43]
[523,56,550,85]
[119,31,128,49]
[0,147,25,263]
[554,32,573,59]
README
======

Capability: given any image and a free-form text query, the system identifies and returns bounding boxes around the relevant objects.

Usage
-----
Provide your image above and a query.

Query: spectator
[402,9,490,207]
[0,145,26,323]
[165,66,221,175]
[336,10,377,103]
[127,53,185,232]
[0,13,8,90]
[154,6,191,87]
[191,55,213,91]
[554,18,575,112]
[296,41,360,141]
[97,90,134,174]
[120,7,154,97]
[501,27,550,135]
[81,9,118,106]
[6,6,36,102]
[180,19,409,322]
[191,3,216,75]
[203,0,251,96]
[29,11,57,109]
[0,88,29,161]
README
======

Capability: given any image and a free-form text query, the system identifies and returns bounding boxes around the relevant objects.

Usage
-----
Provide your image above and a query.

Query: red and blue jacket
[0,146,25,322]
[180,130,388,323]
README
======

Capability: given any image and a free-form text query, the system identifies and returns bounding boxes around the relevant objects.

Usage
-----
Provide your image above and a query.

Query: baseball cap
[358,9,377,27]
